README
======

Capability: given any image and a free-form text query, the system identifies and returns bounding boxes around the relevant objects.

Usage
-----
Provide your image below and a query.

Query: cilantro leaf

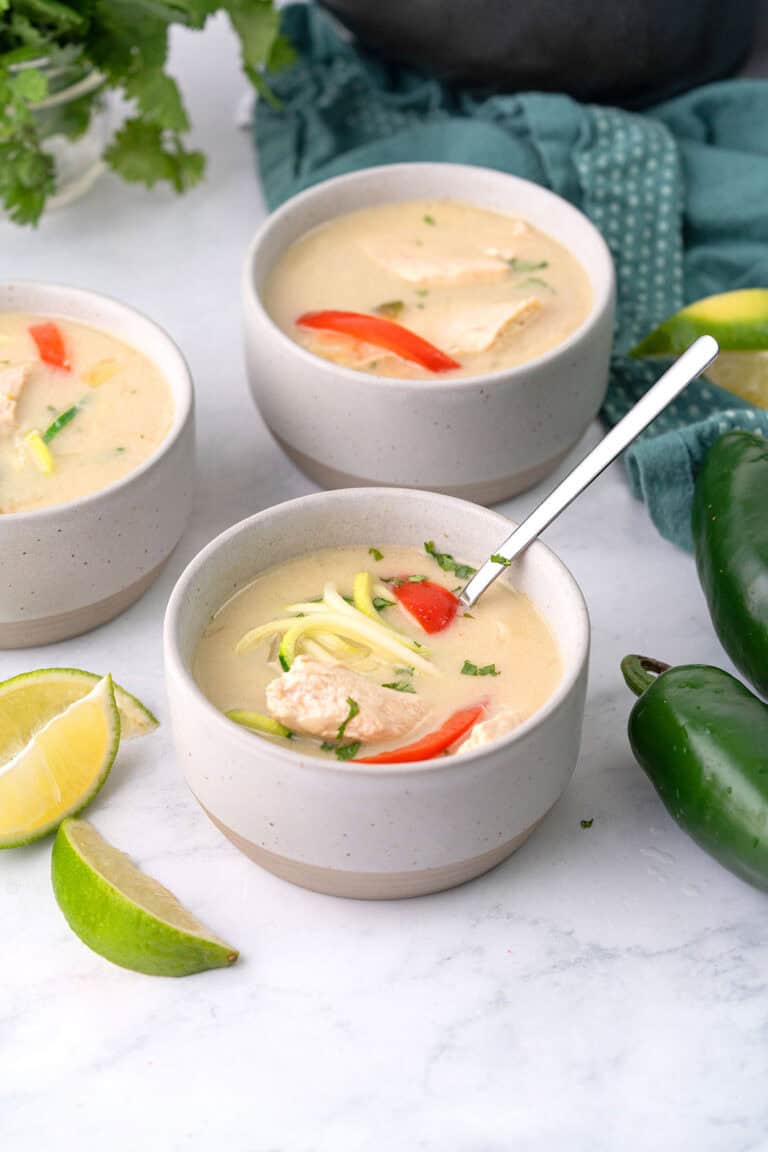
[368,546,384,561]
[424,540,476,580]
[374,301,403,320]
[321,737,361,761]
[124,69,190,133]
[381,680,416,693]
[334,740,361,761]
[461,660,501,677]
[490,553,512,567]
[0,0,289,224]
[336,697,359,742]
[507,258,548,272]
[104,118,205,191]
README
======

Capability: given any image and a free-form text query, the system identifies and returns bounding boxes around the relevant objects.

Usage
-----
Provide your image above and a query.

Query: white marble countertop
[3,17,768,1152]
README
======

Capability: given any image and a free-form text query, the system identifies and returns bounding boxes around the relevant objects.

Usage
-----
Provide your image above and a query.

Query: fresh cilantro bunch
[0,0,292,225]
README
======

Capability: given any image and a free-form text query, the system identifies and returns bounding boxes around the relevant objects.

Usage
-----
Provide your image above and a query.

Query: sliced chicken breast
[266,655,427,742]
[362,238,511,287]
[457,707,525,754]
[426,296,542,355]
[0,363,30,435]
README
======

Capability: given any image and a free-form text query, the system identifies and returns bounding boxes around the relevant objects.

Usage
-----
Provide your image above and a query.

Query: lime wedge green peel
[631,289,768,357]
[631,288,768,408]
[0,667,158,741]
[52,819,239,977]
[0,676,120,848]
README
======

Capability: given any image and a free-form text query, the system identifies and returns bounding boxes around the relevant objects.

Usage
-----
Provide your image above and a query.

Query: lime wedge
[0,676,120,848]
[703,351,768,408]
[0,667,158,742]
[52,819,239,977]
[632,289,768,357]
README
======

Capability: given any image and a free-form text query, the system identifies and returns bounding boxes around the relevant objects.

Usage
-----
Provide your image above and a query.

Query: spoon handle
[459,335,719,609]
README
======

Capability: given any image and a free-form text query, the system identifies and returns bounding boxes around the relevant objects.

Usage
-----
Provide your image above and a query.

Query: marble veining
[2,16,768,1152]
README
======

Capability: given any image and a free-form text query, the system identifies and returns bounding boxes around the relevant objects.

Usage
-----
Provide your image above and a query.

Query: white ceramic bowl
[164,488,590,900]
[243,163,615,504]
[0,282,195,648]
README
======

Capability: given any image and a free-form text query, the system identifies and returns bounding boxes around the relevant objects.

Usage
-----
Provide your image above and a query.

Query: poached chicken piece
[0,363,30,434]
[266,655,427,742]
[457,707,524,754]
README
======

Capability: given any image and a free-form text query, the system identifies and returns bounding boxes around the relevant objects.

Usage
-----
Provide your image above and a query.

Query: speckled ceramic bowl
[0,282,195,648]
[164,488,590,900]
[242,163,615,504]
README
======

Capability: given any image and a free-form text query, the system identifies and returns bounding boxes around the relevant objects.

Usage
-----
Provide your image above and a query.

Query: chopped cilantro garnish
[461,660,501,677]
[369,547,384,561]
[507,258,549,272]
[322,738,361,760]
[386,575,428,588]
[521,275,555,292]
[320,700,362,760]
[373,596,395,612]
[335,741,361,761]
[463,612,474,619]
[580,818,594,829]
[337,697,359,741]
[490,553,512,566]
[375,301,404,320]
[382,680,416,693]
[424,540,476,580]
[423,214,436,226]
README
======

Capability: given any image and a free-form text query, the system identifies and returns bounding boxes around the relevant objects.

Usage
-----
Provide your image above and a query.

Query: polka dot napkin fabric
[255,5,768,548]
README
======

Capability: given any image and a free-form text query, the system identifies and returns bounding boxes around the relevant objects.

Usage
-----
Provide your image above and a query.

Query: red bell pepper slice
[29,322,70,371]
[296,310,461,373]
[392,578,459,633]
[353,703,486,764]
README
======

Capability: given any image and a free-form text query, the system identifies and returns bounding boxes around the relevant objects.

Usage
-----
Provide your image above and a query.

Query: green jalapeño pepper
[622,655,768,891]
[692,430,768,699]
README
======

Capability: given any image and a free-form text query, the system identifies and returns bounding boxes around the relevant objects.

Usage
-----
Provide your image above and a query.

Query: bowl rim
[164,486,591,779]
[0,279,194,524]
[242,161,615,393]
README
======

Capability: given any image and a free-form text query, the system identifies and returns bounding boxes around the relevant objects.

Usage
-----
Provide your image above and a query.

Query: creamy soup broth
[194,545,562,762]
[0,313,174,514]
[263,199,592,379]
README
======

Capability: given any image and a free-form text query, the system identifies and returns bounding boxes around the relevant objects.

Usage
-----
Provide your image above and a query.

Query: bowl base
[275,434,574,506]
[203,802,539,899]
[0,555,169,649]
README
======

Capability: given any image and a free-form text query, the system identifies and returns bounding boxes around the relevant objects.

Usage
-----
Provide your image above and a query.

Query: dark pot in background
[319,0,758,107]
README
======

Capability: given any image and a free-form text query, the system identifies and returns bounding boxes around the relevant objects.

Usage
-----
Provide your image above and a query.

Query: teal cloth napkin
[254,5,768,548]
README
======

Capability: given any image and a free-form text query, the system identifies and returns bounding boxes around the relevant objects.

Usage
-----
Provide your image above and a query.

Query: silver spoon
[459,335,719,609]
